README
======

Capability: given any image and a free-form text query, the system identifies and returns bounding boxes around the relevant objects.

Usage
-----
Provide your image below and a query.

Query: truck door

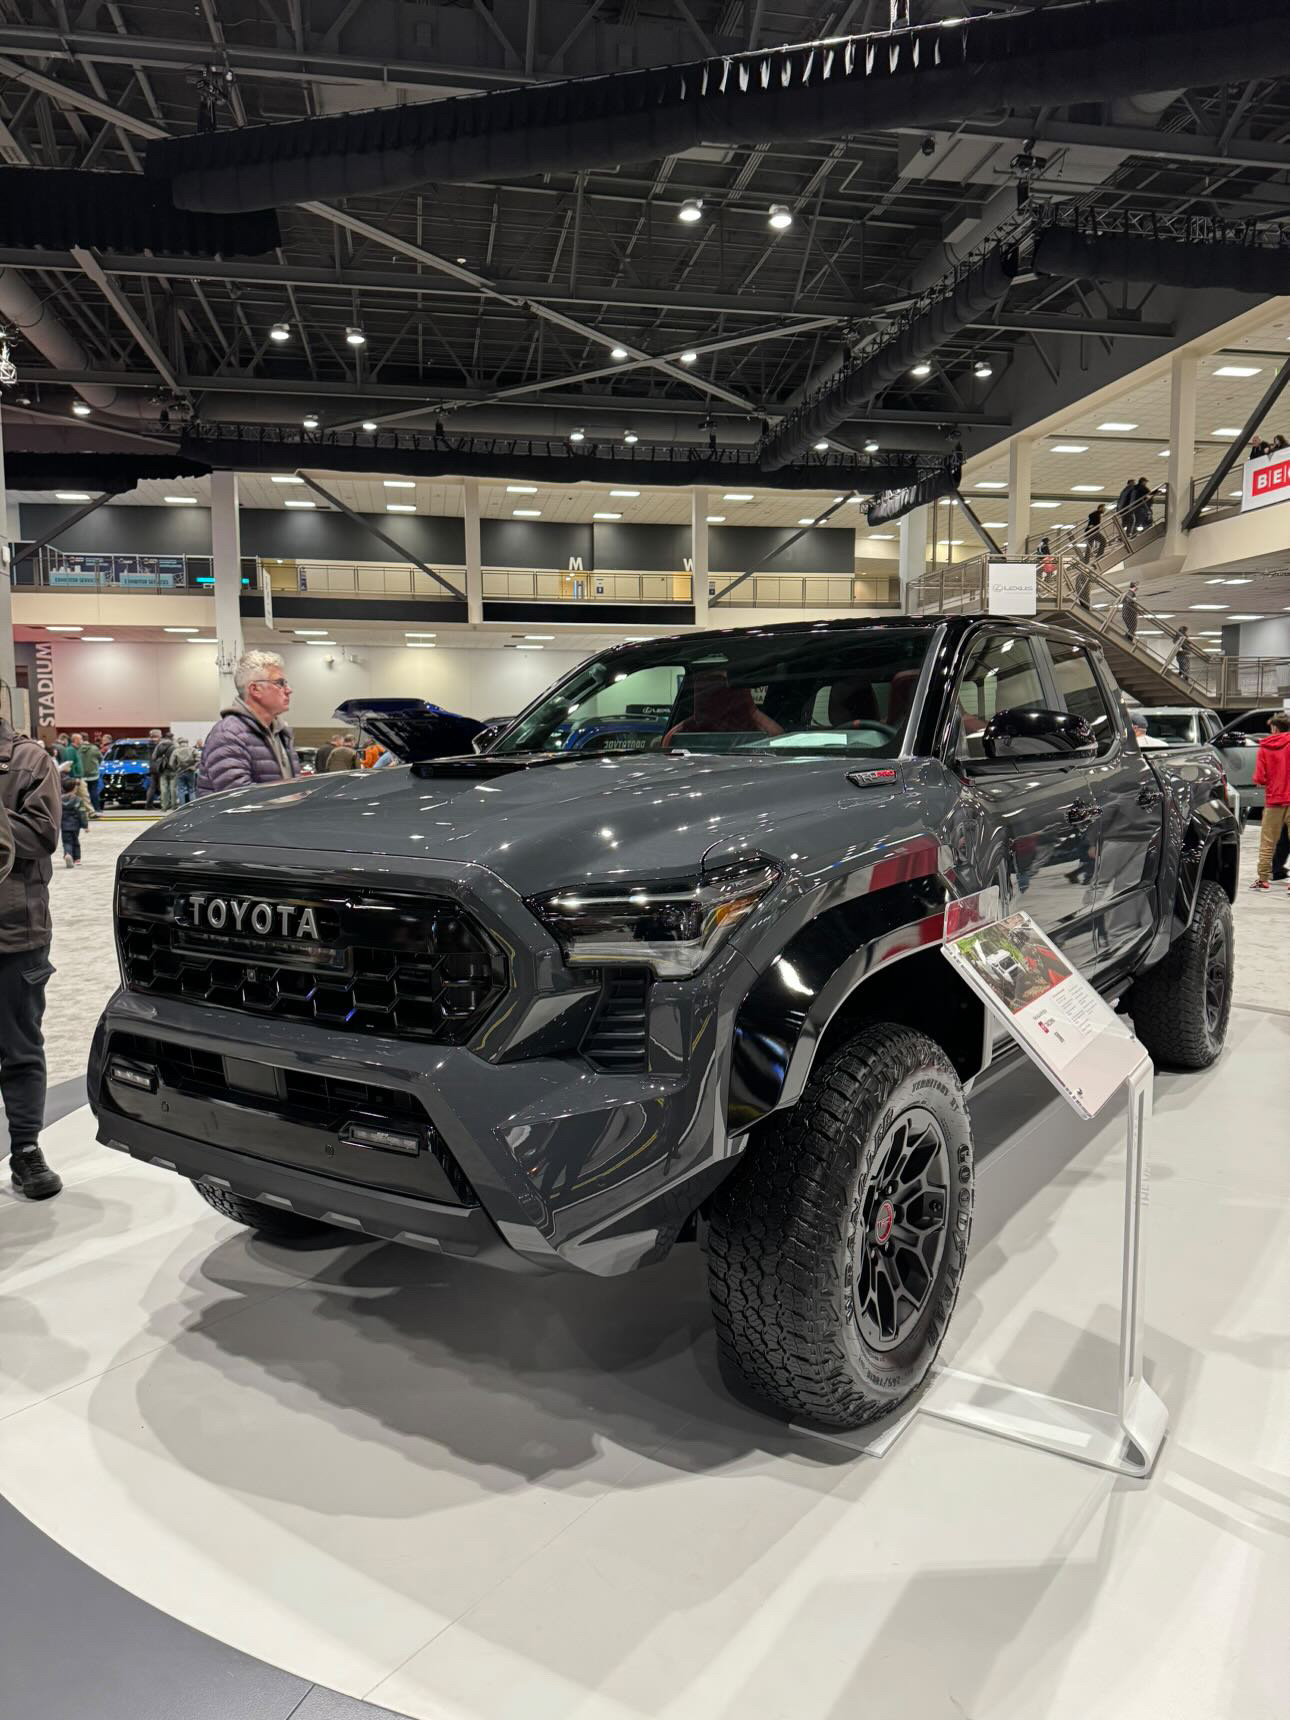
[1046,637,1158,976]
[952,629,1100,973]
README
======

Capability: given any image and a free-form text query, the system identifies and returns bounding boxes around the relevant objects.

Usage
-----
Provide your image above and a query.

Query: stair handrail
[1024,481,1169,566]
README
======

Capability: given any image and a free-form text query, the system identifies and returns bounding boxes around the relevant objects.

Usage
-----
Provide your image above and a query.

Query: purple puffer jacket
[196,704,300,797]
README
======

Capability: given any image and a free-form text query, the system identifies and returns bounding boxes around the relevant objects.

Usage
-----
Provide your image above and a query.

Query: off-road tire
[1126,880,1233,1070]
[193,1181,331,1239]
[707,1023,974,1430]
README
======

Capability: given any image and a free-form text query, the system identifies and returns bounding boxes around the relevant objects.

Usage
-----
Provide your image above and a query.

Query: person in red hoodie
[1252,711,1290,890]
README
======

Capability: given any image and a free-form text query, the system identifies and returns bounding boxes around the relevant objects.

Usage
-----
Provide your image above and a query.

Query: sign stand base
[797,1060,1169,1478]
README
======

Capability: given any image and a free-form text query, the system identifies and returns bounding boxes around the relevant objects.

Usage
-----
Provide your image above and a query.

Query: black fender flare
[1143,796,1239,970]
[727,876,956,1133]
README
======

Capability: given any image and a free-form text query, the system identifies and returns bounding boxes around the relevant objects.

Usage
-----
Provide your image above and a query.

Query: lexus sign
[1241,449,1290,513]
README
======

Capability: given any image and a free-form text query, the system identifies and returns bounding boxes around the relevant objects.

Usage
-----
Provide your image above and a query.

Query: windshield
[493,628,932,759]
[106,742,151,762]
[1137,712,1198,745]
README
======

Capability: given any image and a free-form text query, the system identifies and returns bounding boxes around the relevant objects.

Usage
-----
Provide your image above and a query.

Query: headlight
[529,857,780,978]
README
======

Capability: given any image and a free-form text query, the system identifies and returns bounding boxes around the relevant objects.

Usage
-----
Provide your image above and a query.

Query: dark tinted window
[107,743,151,761]
[955,633,1049,760]
[1048,641,1118,756]
[493,629,934,759]
[1136,711,1198,744]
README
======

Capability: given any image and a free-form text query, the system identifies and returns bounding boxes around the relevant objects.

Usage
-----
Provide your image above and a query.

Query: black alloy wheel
[854,1107,951,1353]
[1127,879,1234,1071]
[1204,914,1230,1037]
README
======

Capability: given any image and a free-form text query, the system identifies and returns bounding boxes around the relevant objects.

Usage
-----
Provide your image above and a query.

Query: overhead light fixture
[303,414,319,429]
[624,430,639,444]
[345,326,366,347]
[910,361,932,378]
[1225,576,1252,584]
[386,503,416,513]
[609,489,641,498]
[679,350,698,365]
[384,479,415,489]
[1213,427,1241,438]
[45,625,83,632]
[1214,365,1262,378]
[163,626,200,635]
[982,521,1008,529]
[304,639,337,647]
[569,429,586,443]
[361,420,378,432]
[71,400,91,417]
[975,480,1007,490]
[294,629,329,636]
[1032,500,1061,509]
[406,641,437,649]
[1189,603,1229,610]
[516,643,544,650]
[405,632,437,639]
[1051,443,1089,454]
[506,485,538,494]
[81,635,114,642]
[813,440,829,452]
[678,199,703,223]
[55,491,91,501]
[271,474,304,484]
[284,499,316,509]
[1227,490,1244,499]
[610,346,629,361]
[1158,448,1171,457]
[723,492,754,501]
[594,511,622,520]
[973,360,993,379]
[269,321,290,343]
[768,204,793,231]
[1228,613,1265,621]
[525,635,554,641]
[455,255,467,265]
[798,516,816,525]
[1098,421,1138,432]
[512,508,542,517]
[705,514,726,523]
[184,637,218,645]
[164,495,198,505]
[1071,484,1105,493]
[868,533,896,541]
[864,439,880,453]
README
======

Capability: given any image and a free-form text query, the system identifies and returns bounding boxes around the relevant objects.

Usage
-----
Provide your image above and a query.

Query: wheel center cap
[874,1201,894,1245]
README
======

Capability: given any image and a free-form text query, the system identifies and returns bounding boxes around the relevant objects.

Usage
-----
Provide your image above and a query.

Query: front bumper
[90,952,748,1275]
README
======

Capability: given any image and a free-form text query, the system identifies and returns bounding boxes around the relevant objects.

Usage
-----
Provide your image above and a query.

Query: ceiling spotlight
[910,361,932,379]
[768,204,794,231]
[569,429,586,444]
[973,360,993,379]
[610,346,629,361]
[269,321,290,343]
[455,256,467,265]
[361,420,378,432]
[345,326,366,347]
[624,430,639,444]
[678,200,703,224]
[679,350,698,365]
[864,439,880,453]
[71,400,92,417]
[814,440,829,452]
[303,414,319,430]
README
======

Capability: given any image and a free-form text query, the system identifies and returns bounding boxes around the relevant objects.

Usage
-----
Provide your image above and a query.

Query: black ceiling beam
[937,115,1290,176]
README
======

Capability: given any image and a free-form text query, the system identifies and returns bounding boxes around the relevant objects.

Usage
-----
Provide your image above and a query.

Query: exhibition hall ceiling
[3,0,1290,478]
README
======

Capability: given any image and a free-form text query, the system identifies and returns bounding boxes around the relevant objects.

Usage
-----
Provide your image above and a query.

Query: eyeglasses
[255,677,291,691]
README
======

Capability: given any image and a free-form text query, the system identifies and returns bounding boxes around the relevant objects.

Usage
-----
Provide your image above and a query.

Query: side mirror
[471,723,503,755]
[1213,729,1248,747]
[981,707,1098,762]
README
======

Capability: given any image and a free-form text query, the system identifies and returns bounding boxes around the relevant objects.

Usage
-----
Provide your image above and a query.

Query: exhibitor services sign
[1242,449,1290,513]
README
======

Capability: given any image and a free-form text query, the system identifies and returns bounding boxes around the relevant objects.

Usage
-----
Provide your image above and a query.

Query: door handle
[1067,799,1100,828]
[1137,785,1164,808]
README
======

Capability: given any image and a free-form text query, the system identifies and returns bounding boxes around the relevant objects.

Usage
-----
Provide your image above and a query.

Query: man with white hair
[195,649,300,797]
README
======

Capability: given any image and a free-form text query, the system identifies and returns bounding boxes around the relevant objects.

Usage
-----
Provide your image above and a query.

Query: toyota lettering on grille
[185,894,322,941]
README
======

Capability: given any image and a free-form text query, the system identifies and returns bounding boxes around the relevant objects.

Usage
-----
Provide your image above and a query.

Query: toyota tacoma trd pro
[90,617,1238,1430]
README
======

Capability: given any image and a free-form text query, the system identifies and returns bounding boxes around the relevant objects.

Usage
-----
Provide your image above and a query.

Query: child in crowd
[60,762,90,867]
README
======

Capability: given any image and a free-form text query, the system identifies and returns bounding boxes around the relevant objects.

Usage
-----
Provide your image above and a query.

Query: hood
[333,697,485,761]
[139,752,914,897]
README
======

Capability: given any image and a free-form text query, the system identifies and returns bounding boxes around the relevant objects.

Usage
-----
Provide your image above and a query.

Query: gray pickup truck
[90,616,1238,1430]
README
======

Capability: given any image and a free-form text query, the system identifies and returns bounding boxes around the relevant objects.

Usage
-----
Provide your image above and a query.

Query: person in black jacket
[1121,581,1140,642]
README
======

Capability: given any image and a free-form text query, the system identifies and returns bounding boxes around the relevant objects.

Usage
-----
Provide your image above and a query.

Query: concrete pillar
[462,477,484,626]
[1007,437,1033,559]
[1166,352,1198,556]
[690,488,709,628]
[211,469,244,707]
[0,399,15,720]
[898,505,928,612]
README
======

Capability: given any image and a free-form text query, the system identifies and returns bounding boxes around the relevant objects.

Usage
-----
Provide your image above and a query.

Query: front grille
[582,968,651,1072]
[117,871,507,1045]
[108,1032,479,1205]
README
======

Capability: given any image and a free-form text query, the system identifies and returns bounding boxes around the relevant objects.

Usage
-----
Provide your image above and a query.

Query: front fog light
[529,857,780,977]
